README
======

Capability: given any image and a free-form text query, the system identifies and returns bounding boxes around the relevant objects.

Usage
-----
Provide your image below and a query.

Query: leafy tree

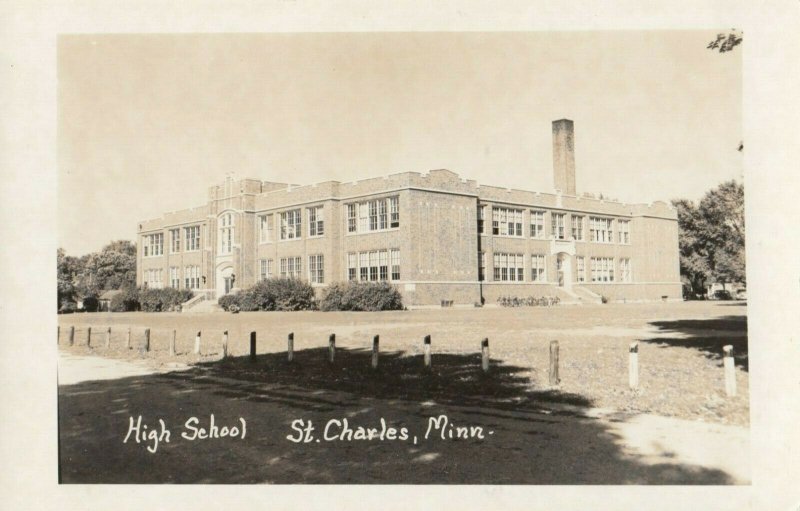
[57,248,81,307]
[57,240,138,308]
[707,30,742,53]
[672,181,745,295]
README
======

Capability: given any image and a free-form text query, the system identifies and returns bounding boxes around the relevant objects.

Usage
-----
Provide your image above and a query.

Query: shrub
[82,295,99,312]
[218,294,239,312]
[59,301,76,314]
[319,281,403,311]
[139,287,193,312]
[218,278,316,312]
[110,287,140,312]
[600,295,609,304]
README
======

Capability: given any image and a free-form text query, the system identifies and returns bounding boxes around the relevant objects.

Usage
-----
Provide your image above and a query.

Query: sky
[58,31,741,255]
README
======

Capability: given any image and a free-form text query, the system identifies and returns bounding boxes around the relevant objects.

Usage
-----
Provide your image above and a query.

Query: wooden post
[549,340,560,386]
[371,335,380,369]
[194,331,201,355]
[69,326,75,346]
[222,330,228,359]
[57,325,60,344]
[723,345,736,396]
[169,329,176,357]
[423,335,432,369]
[87,327,92,348]
[481,338,490,373]
[105,327,111,348]
[126,326,132,349]
[250,331,257,362]
[629,342,639,390]
[287,332,294,362]
[328,334,336,364]
[144,328,150,352]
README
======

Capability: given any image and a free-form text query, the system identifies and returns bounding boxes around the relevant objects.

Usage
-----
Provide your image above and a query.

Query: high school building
[136,120,681,307]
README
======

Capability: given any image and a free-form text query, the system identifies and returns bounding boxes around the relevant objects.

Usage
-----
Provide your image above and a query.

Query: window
[184,225,200,251]
[308,206,324,237]
[478,251,486,281]
[378,199,388,230]
[259,214,274,243]
[571,215,584,241]
[389,197,399,228]
[618,220,630,244]
[590,257,615,282]
[368,251,379,281]
[492,207,524,237]
[143,233,164,257]
[493,253,524,282]
[478,205,486,234]
[589,217,614,243]
[576,256,586,283]
[184,266,200,289]
[309,254,324,283]
[280,257,302,278]
[170,229,180,253]
[219,213,234,254]
[348,253,358,281]
[530,211,545,238]
[358,203,369,232]
[347,204,357,233]
[169,267,180,288]
[552,213,566,240]
[359,252,368,281]
[620,258,632,282]
[531,254,546,282]
[145,269,163,288]
[280,210,301,240]
[390,249,400,280]
[259,259,273,280]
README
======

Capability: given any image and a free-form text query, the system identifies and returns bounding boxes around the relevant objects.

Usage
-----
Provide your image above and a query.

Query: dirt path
[58,351,748,484]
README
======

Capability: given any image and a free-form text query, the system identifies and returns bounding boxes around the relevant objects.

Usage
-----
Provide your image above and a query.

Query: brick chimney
[552,119,576,195]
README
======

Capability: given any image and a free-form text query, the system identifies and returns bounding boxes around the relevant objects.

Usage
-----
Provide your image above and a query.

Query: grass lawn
[58,301,748,426]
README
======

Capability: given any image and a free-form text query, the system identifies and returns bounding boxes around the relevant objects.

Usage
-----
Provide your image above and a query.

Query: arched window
[219,212,234,254]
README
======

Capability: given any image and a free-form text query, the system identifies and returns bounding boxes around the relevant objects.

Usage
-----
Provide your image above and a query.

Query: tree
[57,248,82,308]
[57,240,138,308]
[707,30,742,53]
[672,181,745,295]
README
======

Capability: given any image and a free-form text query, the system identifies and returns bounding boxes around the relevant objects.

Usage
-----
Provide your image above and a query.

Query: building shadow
[642,315,748,371]
[58,348,739,484]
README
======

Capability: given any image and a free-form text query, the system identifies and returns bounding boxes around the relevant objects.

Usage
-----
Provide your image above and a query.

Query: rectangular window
[589,217,614,243]
[170,229,180,253]
[308,206,324,237]
[531,254,546,282]
[492,207,523,237]
[530,210,545,238]
[259,259,274,280]
[280,210,302,240]
[618,220,630,244]
[576,256,586,283]
[359,252,368,281]
[478,251,485,281]
[379,250,388,281]
[389,197,400,228]
[390,249,400,281]
[369,251,379,281]
[571,215,584,241]
[358,203,369,233]
[348,253,357,281]
[347,204,357,233]
[620,258,632,282]
[493,252,524,282]
[378,200,388,230]
[169,267,180,288]
[184,226,200,251]
[279,256,302,278]
[309,254,324,283]
[144,233,164,257]
[183,266,200,290]
[280,258,288,277]
[552,213,566,240]
[590,257,615,282]
[477,205,486,235]
[259,214,274,243]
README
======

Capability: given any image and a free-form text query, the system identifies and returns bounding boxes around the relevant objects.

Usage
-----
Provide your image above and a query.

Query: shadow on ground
[643,315,748,371]
[59,348,737,484]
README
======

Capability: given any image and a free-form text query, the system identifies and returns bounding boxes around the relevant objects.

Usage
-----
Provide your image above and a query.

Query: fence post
[57,326,60,344]
[723,345,736,396]
[69,326,75,346]
[222,330,228,359]
[127,326,132,349]
[629,342,639,390]
[328,334,336,364]
[423,335,432,369]
[169,329,176,357]
[549,340,560,386]
[144,328,150,352]
[194,331,201,355]
[481,338,490,373]
[250,332,257,362]
[287,332,294,362]
[372,335,380,369]
[105,327,111,348]
[87,327,92,348]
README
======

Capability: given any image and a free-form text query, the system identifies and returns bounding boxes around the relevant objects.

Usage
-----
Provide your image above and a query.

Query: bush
[319,281,403,311]
[218,278,316,312]
[82,295,99,312]
[218,293,239,312]
[600,295,609,304]
[110,287,140,312]
[59,301,76,314]
[139,287,193,312]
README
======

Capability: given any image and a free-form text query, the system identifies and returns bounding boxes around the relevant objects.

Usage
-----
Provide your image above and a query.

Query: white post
[629,342,639,390]
[723,345,736,396]
[194,331,201,355]
[169,329,176,357]
[423,335,432,369]
[126,326,132,349]
[222,330,229,359]
[481,338,490,373]
[105,327,111,348]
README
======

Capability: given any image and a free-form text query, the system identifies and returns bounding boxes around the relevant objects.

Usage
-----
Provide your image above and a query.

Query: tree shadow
[58,348,741,484]
[643,315,748,371]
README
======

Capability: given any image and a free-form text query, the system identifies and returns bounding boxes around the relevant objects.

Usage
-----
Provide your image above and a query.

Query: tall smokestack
[552,119,576,195]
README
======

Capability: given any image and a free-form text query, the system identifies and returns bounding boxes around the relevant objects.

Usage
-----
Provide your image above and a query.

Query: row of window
[347,249,401,282]
[147,266,203,289]
[480,253,632,283]
[479,206,630,244]
[258,255,325,283]
[347,197,400,234]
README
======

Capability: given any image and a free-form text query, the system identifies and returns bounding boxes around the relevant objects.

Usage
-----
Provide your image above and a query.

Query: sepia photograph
[54,30,750,485]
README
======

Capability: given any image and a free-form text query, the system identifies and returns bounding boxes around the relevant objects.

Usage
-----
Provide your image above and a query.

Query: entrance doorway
[216,265,234,298]
[556,253,572,289]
